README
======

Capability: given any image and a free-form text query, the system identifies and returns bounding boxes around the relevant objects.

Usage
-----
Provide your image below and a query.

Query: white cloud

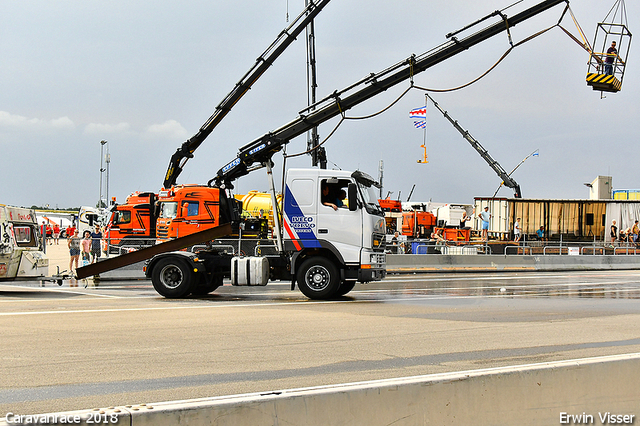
[84,122,132,136]
[144,119,189,140]
[0,111,75,131]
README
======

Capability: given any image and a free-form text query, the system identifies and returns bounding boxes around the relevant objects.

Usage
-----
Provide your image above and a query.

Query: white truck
[0,205,48,280]
[145,168,387,299]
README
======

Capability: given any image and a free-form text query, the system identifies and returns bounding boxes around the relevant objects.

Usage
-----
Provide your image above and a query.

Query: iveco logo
[222,158,241,173]
[249,144,266,156]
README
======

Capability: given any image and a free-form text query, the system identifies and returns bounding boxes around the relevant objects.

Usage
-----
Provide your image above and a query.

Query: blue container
[411,240,432,254]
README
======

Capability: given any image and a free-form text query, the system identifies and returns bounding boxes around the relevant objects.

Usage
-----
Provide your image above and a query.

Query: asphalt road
[1,270,640,416]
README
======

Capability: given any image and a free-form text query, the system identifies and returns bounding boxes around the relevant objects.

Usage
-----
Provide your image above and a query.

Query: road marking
[0,284,123,298]
[0,299,351,316]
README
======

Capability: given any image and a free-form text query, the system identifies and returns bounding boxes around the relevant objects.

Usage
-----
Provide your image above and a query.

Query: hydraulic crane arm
[213,0,567,188]
[163,0,331,189]
[426,94,522,198]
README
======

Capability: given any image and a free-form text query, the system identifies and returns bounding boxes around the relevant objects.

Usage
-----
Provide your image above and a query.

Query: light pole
[105,143,111,206]
[100,140,107,208]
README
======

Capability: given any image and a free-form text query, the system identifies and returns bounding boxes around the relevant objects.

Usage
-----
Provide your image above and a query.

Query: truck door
[316,179,362,261]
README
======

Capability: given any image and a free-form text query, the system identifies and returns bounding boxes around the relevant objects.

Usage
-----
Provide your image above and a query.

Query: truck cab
[156,185,223,241]
[105,192,157,251]
[282,169,386,298]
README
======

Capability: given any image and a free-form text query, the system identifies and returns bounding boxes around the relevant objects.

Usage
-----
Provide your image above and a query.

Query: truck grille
[371,253,386,266]
[156,225,169,239]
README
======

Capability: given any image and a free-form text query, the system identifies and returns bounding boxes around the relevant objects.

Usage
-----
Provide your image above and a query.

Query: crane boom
[213,0,567,188]
[163,0,331,189]
[426,94,522,198]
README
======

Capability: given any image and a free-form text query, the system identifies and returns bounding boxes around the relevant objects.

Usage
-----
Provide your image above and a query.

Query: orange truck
[105,192,157,251]
[155,185,268,242]
[105,187,274,251]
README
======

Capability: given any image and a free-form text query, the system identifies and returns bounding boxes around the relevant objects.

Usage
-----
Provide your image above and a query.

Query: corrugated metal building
[474,198,640,241]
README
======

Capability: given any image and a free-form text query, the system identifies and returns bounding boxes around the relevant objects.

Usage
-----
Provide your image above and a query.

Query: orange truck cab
[156,185,222,241]
[105,192,157,251]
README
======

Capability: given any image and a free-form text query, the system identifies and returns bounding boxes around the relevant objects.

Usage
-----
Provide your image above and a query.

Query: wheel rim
[159,264,183,289]
[304,265,331,292]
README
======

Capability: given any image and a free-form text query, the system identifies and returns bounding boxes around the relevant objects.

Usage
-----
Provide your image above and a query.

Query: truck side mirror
[348,183,358,212]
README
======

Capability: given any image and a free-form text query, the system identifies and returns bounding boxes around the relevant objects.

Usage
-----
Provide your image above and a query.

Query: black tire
[151,258,195,298]
[296,257,341,299]
[336,280,356,297]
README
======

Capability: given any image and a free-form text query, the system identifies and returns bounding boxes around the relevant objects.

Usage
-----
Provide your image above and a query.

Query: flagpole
[410,103,428,163]
[423,93,428,163]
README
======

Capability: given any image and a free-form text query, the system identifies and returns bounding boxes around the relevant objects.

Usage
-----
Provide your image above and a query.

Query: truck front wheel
[152,258,195,298]
[296,257,340,299]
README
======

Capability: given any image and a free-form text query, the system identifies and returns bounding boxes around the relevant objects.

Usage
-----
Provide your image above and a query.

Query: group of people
[40,221,62,245]
[512,218,546,243]
[609,220,639,247]
[67,225,103,272]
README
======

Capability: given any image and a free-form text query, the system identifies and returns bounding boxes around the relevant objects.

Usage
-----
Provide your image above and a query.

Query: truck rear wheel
[296,257,340,299]
[152,258,194,298]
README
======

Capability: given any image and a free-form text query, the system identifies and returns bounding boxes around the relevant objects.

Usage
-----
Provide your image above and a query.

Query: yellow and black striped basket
[586,73,622,93]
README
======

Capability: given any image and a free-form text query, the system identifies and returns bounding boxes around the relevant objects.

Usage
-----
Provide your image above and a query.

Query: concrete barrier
[387,253,640,273]
[4,353,638,425]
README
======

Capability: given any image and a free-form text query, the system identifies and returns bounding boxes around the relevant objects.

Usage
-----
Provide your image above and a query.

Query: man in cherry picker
[605,41,624,75]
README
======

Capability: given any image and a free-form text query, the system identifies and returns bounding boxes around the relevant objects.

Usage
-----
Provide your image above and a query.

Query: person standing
[632,220,639,246]
[610,220,618,247]
[478,206,491,241]
[52,223,61,245]
[81,231,92,267]
[459,211,471,229]
[604,41,624,75]
[66,223,76,241]
[514,218,521,243]
[90,225,103,264]
[68,230,81,273]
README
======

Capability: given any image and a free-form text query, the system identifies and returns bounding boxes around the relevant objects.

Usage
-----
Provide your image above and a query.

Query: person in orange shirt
[52,224,61,245]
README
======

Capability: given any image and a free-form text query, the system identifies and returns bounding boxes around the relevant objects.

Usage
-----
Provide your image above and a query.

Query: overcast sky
[1,0,637,209]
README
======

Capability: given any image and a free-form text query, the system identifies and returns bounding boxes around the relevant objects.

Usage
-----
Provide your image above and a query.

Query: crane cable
[285,4,589,159]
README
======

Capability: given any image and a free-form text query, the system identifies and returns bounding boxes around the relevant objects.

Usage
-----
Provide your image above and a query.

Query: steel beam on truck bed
[75,223,233,279]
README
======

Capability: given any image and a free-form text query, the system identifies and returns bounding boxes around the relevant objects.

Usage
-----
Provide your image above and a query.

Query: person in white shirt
[514,218,521,243]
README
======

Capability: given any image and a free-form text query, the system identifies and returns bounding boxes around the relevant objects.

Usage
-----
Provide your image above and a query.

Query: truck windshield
[160,202,178,219]
[114,211,131,224]
[357,182,383,216]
